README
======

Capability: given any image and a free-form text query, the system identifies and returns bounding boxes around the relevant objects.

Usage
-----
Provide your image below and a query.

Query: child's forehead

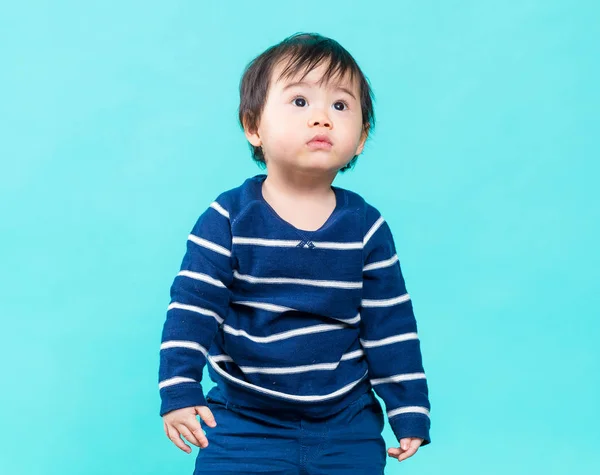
[272,58,358,92]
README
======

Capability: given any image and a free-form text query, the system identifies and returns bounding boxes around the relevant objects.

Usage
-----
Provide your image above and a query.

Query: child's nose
[308,109,332,129]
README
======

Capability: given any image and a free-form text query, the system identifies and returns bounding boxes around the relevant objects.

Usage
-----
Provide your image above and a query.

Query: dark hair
[238,32,375,173]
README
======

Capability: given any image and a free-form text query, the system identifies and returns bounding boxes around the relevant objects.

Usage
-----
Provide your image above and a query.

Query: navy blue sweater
[158,174,431,445]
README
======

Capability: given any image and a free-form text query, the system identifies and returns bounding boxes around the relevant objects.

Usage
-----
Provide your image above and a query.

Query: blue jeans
[194,387,387,475]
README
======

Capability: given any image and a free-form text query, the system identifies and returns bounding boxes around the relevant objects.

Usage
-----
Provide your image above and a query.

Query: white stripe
[336,312,361,325]
[222,322,346,343]
[232,237,362,250]
[363,216,385,245]
[211,354,234,363]
[168,302,224,324]
[208,356,370,402]
[178,270,226,288]
[232,302,359,325]
[313,241,363,250]
[210,201,229,219]
[158,376,197,389]
[188,235,231,257]
[238,349,365,375]
[234,270,362,289]
[233,237,301,247]
[341,349,365,360]
[231,300,295,313]
[370,372,427,386]
[387,406,431,418]
[160,340,208,356]
[360,332,418,348]
[363,254,399,271]
[362,293,411,307]
[241,361,337,374]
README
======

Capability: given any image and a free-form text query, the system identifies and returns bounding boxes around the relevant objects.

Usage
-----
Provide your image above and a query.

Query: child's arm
[360,207,431,459]
[158,198,233,448]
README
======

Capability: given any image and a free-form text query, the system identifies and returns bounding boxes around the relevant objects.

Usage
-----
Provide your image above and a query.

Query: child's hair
[238,32,375,173]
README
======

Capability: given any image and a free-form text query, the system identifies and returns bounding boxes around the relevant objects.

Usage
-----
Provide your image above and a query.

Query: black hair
[238,32,375,173]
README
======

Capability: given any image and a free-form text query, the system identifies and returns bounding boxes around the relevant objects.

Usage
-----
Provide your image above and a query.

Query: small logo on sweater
[296,240,315,249]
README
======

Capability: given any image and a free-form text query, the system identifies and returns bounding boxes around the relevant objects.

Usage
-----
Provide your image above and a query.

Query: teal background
[1,1,598,473]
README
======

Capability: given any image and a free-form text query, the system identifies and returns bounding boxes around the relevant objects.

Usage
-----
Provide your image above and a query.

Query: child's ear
[243,114,262,147]
[355,125,370,155]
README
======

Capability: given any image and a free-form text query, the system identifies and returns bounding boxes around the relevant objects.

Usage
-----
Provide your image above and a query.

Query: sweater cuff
[159,383,207,417]
[389,413,431,447]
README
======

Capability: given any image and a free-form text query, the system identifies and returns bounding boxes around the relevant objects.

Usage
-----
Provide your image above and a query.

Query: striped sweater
[158,173,431,445]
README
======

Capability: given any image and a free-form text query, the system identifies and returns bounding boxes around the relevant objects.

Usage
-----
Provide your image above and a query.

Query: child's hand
[387,437,424,462]
[162,405,217,454]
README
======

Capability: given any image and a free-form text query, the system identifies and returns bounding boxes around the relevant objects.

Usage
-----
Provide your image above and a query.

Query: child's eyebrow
[281,81,357,100]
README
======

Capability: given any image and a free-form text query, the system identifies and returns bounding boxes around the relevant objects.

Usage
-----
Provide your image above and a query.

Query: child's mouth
[307,136,333,150]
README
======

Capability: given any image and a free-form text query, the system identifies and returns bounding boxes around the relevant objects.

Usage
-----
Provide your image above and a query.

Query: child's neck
[261,168,338,232]
[263,167,336,199]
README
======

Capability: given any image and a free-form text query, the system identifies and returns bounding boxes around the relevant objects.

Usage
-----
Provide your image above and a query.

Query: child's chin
[298,159,340,171]
[300,151,341,162]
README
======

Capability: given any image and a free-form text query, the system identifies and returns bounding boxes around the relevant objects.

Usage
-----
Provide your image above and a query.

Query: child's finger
[387,447,401,457]
[176,423,202,448]
[389,437,412,458]
[196,406,217,428]
[185,416,210,448]
[165,424,192,454]
[189,423,209,449]
[397,443,419,462]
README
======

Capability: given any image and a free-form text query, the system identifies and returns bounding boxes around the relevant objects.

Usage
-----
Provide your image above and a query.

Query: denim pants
[194,388,387,475]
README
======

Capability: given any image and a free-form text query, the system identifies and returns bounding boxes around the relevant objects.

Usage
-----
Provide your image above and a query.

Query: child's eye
[333,101,348,111]
[292,96,307,107]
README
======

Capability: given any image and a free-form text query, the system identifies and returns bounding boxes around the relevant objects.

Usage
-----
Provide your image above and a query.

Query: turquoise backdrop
[1,1,598,474]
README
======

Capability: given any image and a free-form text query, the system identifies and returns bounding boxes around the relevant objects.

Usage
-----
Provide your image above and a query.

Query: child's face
[245,60,368,176]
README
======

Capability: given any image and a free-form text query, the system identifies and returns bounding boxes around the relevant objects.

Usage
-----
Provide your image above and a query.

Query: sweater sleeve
[158,199,233,416]
[359,207,432,446]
